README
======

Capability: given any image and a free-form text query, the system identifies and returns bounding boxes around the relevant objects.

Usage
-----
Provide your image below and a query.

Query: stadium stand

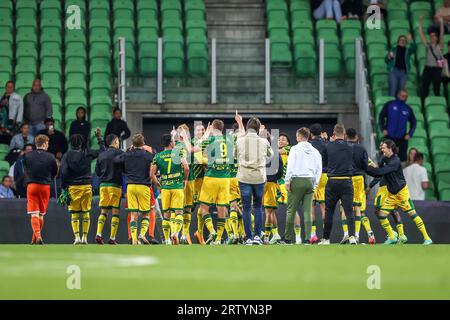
[367,0,450,200]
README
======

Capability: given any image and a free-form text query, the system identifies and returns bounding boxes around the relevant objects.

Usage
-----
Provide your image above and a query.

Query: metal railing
[355,38,377,160]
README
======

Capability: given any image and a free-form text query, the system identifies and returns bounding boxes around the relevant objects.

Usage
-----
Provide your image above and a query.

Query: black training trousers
[387,136,408,162]
[323,179,355,240]
[422,66,442,100]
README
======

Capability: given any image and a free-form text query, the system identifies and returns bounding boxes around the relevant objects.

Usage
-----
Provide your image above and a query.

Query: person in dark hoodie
[69,106,90,149]
[262,131,284,245]
[37,117,68,160]
[61,130,105,245]
[23,79,53,137]
[104,108,131,148]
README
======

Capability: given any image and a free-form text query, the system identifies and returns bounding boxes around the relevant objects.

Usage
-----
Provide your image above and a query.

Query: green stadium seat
[425,96,447,109]
[0,160,10,172]
[294,44,316,78]
[139,38,158,76]
[65,0,86,12]
[161,0,181,14]
[316,19,337,32]
[266,0,287,14]
[137,0,158,11]
[164,38,184,77]
[187,43,209,76]
[41,42,62,59]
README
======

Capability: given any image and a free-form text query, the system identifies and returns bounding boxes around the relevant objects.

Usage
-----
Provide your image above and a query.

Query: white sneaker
[295,238,303,245]
[73,238,82,245]
[269,234,281,245]
[349,236,358,245]
[253,236,263,245]
[245,239,253,246]
[318,239,330,245]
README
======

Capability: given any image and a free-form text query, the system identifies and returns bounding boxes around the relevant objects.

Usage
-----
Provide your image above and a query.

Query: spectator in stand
[403,152,429,201]
[406,147,419,167]
[104,107,131,148]
[0,176,15,198]
[37,118,68,160]
[0,101,13,145]
[428,0,450,35]
[419,15,445,101]
[12,144,34,198]
[23,79,53,137]
[312,0,345,23]
[379,90,416,162]
[386,34,416,97]
[9,123,34,151]
[442,41,450,98]
[341,0,363,19]
[1,81,23,132]
[69,106,90,149]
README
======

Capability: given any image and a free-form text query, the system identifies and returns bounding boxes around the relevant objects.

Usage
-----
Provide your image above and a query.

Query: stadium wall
[1,199,450,244]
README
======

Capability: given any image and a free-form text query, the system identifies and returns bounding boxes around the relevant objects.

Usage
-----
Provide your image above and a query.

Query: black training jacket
[367,154,406,194]
[23,149,58,185]
[95,147,124,185]
[114,148,154,186]
[325,139,354,177]
[310,137,328,173]
[348,142,369,176]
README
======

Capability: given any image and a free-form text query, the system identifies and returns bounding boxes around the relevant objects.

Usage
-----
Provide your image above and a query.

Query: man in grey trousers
[284,127,322,244]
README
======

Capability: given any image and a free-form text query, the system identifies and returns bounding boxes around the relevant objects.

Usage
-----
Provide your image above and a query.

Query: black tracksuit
[310,137,328,173]
[23,149,58,185]
[114,148,154,186]
[323,139,355,240]
[69,120,90,149]
[95,148,124,186]
[61,144,105,188]
[349,142,369,176]
[37,129,68,158]
[367,154,406,194]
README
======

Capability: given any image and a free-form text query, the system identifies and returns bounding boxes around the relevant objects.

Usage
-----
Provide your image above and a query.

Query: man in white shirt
[403,152,429,200]
[283,127,322,244]
[236,117,274,245]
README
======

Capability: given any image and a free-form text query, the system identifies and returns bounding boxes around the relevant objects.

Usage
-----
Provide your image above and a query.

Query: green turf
[1,245,449,300]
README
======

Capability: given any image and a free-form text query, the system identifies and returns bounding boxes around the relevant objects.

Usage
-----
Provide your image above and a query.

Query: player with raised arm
[152,133,189,245]
[61,130,105,245]
[94,134,124,245]
[24,135,58,245]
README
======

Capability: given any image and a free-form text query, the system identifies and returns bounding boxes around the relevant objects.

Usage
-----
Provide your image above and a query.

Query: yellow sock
[96,213,107,236]
[396,223,404,237]
[71,213,80,239]
[251,213,255,231]
[140,217,149,236]
[294,225,301,237]
[82,213,90,239]
[342,219,348,235]
[175,214,184,234]
[225,217,232,236]
[238,214,245,237]
[110,214,120,240]
[203,214,216,234]
[355,216,362,236]
[216,218,226,242]
[162,218,170,242]
[361,214,372,232]
[311,225,317,236]
[379,216,395,240]
[183,212,191,237]
[197,207,204,236]
[272,225,279,236]
[264,223,272,237]
[170,212,176,233]
[412,214,431,241]
[229,210,239,235]
[130,220,138,242]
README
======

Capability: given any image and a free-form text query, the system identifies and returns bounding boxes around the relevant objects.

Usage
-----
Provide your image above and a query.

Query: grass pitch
[0,244,449,300]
